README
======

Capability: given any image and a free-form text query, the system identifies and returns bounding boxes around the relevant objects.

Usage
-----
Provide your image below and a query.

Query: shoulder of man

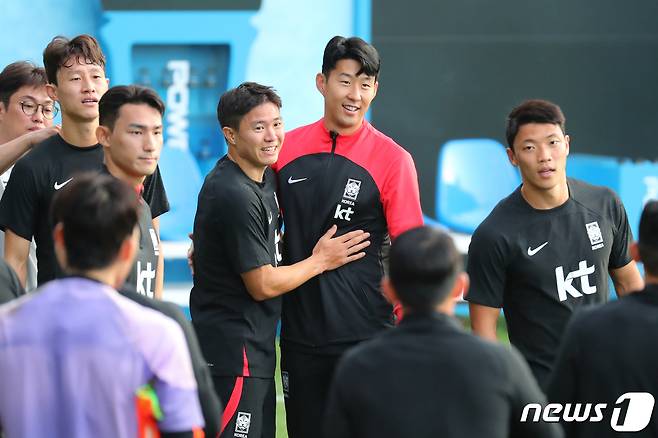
[568,177,621,209]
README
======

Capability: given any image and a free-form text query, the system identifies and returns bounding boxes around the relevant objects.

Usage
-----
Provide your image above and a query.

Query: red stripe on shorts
[218,347,251,437]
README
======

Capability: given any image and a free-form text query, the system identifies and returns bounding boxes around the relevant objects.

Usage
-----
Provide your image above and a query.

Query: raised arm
[0,126,59,174]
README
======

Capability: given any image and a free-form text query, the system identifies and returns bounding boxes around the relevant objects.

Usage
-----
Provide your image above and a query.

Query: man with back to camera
[0,35,168,296]
[191,82,369,438]
[547,200,658,438]
[0,61,61,291]
[324,226,563,438]
[466,99,643,389]
[271,36,424,437]
[97,83,222,436]
[0,174,203,438]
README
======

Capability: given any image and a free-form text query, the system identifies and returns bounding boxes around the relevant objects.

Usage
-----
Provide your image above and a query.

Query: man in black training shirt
[96,84,222,437]
[324,226,562,438]
[97,85,163,298]
[466,99,643,389]
[191,82,369,438]
[547,200,658,438]
[0,35,168,292]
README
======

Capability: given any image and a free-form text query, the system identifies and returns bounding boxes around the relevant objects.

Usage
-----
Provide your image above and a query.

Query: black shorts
[212,376,275,438]
[281,347,345,438]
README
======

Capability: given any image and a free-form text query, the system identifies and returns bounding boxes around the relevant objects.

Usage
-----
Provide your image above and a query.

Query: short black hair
[51,173,139,271]
[217,82,281,131]
[638,200,658,276]
[389,226,462,313]
[43,34,106,85]
[99,85,165,130]
[0,61,48,107]
[506,99,566,149]
[322,36,380,79]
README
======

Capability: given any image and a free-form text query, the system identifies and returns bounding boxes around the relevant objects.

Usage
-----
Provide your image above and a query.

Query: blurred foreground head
[385,226,467,315]
[51,173,139,285]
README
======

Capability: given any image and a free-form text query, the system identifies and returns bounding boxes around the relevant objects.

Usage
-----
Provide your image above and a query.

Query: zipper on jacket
[312,131,340,242]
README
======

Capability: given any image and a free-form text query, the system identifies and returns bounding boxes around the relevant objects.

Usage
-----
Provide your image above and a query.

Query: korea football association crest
[334,178,361,222]
[585,221,604,250]
[343,178,362,201]
[234,411,251,437]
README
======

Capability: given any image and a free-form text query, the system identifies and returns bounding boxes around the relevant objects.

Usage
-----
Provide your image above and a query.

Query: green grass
[272,316,508,437]
[274,342,287,438]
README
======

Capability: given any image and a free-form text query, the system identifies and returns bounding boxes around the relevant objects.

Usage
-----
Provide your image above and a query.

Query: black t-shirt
[547,284,658,438]
[466,178,633,388]
[324,312,562,438]
[0,258,24,305]
[190,156,282,378]
[0,134,169,285]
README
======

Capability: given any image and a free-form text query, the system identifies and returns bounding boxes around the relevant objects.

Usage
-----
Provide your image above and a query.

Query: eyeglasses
[19,100,59,120]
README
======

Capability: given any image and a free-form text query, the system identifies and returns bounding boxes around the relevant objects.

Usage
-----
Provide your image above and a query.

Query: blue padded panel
[158,147,204,241]
[436,139,520,234]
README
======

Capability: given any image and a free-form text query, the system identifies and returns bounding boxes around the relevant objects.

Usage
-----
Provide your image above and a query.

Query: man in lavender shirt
[0,173,203,438]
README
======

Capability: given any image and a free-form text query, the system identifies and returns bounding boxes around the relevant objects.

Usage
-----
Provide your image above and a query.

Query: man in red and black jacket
[272,35,423,438]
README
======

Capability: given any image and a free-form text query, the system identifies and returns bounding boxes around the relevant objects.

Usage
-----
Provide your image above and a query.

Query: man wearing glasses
[0,61,60,291]
[0,35,168,290]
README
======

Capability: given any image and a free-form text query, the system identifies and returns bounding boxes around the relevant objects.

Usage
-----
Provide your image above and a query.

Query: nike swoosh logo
[288,177,307,184]
[527,241,549,256]
[54,178,73,190]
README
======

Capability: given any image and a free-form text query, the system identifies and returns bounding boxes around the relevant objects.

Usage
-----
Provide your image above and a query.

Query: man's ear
[46,83,58,101]
[506,147,518,167]
[564,134,570,157]
[451,272,470,301]
[315,72,327,97]
[119,227,138,264]
[0,101,6,123]
[381,277,399,306]
[96,125,111,147]
[52,222,68,270]
[222,126,237,146]
[631,241,641,263]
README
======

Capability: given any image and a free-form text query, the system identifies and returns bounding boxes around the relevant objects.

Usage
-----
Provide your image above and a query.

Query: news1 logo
[521,392,655,432]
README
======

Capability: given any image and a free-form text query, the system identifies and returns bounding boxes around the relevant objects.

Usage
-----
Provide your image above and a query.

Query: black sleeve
[158,302,222,438]
[221,191,271,274]
[0,259,25,305]
[505,346,565,438]
[0,156,39,240]
[144,165,170,219]
[609,192,633,270]
[465,226,507,308]
[323,358,355,438]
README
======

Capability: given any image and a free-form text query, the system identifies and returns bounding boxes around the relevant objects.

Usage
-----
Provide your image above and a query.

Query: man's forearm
[243,255,325,301]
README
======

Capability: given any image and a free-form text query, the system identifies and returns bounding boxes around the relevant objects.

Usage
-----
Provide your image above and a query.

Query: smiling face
[0,85,54,141]
[97,103,163,185]
[47,57,109,123]
[317,58,378,136]
[507,122,570,201]
[223,101,284,182]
